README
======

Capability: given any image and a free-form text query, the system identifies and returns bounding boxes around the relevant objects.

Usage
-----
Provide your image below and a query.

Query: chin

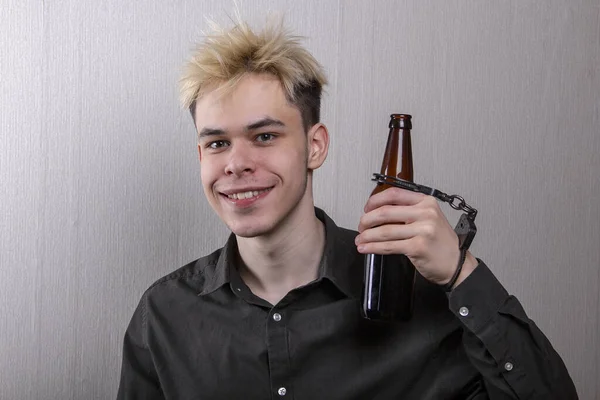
[219,211,275,238]
[228,222,276,238]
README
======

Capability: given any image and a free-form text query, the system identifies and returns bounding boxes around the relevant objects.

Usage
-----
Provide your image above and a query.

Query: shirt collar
[197,234,238,296]
[198,208,363,299]
[315,208,363,299]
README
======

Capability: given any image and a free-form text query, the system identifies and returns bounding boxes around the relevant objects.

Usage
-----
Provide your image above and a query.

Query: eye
[256,133,276,143]
[207,140,229,149]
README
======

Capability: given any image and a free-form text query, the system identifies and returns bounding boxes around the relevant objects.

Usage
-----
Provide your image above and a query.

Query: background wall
[1,1,598,399]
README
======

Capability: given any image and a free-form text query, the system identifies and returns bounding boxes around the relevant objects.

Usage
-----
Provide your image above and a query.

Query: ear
[197,144,202,163]
[306,123,329,170]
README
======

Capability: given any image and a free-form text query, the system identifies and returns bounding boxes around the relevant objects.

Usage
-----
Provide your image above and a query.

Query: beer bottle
[362,114,416,321]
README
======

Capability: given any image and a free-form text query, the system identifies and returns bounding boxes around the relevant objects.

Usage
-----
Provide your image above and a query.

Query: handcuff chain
[372,173,478,220]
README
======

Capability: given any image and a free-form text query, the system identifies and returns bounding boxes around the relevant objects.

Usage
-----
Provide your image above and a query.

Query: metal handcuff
[371,173,478,291]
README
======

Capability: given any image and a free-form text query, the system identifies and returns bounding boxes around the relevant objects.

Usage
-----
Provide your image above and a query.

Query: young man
[117,20,577,399]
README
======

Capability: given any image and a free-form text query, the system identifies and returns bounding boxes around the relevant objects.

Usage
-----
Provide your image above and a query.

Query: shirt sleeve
[117,295,165,400]
[448,260,578,400]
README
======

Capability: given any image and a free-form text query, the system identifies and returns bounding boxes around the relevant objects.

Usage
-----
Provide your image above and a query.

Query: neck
[236,200,325,306]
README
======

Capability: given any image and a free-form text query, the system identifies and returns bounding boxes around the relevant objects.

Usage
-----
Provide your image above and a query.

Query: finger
[356,223,419,246]
[356,236,420,256]
[358,204,421,232]
[364,187,425,213]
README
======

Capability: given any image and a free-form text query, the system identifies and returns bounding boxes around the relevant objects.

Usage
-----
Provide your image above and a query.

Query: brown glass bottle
[362,114,416,322]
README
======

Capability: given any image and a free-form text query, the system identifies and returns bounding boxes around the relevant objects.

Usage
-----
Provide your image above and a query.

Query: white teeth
[227,188,269,200]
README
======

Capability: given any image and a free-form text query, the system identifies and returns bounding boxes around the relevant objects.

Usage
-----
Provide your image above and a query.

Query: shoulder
[142,247,223,298]
[124,248,226,345]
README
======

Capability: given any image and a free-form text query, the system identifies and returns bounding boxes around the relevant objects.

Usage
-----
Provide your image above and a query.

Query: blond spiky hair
[180,17,328,130]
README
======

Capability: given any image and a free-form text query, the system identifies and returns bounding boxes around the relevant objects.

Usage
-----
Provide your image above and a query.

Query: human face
[194,74,319,238]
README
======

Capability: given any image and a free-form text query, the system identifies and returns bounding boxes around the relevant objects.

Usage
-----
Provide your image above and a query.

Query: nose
[224,142,256,176]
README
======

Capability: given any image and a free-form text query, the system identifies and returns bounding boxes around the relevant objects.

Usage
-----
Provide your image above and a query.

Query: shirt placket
[267,308,292,399]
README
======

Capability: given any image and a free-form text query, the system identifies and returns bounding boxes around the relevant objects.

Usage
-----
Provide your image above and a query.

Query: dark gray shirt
[117,209,577,399]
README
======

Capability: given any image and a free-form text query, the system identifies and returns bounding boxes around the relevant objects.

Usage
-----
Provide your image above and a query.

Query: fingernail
[357,245,365,253]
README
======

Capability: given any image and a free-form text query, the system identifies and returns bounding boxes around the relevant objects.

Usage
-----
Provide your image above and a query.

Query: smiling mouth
[223,187,273,200]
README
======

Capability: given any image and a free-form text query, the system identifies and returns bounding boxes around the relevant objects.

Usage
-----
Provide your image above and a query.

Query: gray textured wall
[1,1,599,399]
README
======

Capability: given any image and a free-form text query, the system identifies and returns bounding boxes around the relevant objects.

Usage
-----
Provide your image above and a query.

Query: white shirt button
[273,313,282,322]
[278,387,287,396]
[459,306,469,317]
[504,362,514,371]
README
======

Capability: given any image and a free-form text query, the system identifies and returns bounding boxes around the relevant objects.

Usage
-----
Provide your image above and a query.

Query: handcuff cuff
[371,173,478,291]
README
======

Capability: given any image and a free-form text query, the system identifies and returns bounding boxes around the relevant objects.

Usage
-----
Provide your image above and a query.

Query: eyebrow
[198,117,286,140]
[198,127,225,139]
[245,117,285,131]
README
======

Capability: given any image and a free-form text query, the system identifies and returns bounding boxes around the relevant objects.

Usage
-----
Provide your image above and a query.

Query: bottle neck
[379,127,413,182]
[397,128,413,182]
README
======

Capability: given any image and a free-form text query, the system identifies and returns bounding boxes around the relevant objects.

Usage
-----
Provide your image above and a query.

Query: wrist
[451,251,478,290]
